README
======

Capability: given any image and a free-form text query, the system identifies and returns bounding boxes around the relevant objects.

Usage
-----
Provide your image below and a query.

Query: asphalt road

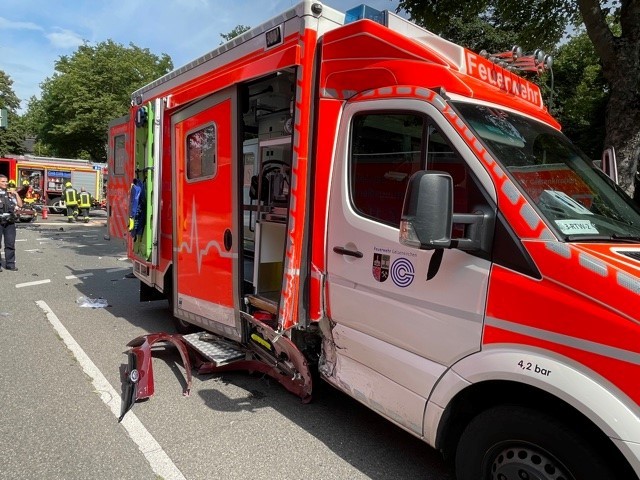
[0,212,454,480]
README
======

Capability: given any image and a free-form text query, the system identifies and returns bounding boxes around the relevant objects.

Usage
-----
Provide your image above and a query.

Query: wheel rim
[486,442,574,480]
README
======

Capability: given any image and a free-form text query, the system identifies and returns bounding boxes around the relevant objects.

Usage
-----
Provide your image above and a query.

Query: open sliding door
[172,89,240,340]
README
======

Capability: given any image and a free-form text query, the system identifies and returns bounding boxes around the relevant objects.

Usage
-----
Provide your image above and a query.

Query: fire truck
[0,155,106,213]
[109,3,640,478]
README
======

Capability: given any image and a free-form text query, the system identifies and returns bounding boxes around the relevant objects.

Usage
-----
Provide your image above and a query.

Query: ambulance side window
[186,123,217,180]
[349,113,487,230]
[350,112,425,227]
[427,124,471,214]
[114,135,125,175]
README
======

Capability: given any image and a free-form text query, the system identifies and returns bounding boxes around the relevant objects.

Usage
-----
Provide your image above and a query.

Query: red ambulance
[109,3,640,478]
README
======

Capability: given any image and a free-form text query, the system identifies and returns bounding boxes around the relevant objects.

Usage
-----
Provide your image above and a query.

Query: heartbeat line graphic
[178,198,235,273]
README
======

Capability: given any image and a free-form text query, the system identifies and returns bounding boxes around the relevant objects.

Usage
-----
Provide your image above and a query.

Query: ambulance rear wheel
[165,275,196,334]
[173,317,197,334]
[455,406,619,480]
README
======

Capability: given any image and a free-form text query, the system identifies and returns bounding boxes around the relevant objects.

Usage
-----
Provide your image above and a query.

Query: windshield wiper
[564,234,640,243]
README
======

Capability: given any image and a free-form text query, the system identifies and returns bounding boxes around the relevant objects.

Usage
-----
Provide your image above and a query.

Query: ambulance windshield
[454,102,640,241]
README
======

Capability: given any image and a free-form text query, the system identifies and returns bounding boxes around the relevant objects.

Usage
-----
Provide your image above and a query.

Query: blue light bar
[344,4,386,25]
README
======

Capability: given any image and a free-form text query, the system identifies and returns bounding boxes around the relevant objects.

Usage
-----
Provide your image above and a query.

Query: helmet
[7,180,16,188]
[22,180,30,186]
[65,181,73,188]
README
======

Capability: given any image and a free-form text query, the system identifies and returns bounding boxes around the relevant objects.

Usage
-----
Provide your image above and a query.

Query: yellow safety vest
[64,187,78,206]
[78,192,91,208]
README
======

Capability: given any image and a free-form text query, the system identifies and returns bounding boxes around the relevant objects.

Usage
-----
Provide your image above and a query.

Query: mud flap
[119,333,192,422]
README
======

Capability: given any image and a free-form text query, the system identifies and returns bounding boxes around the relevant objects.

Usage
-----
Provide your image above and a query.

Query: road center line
[16,279,51,288]
[35,300,186,480]
[106,267,130,273]
[65,273,94,279]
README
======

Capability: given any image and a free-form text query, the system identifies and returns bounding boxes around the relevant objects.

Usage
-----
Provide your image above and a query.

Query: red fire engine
[108,3,640,478]
[0,155,105,213]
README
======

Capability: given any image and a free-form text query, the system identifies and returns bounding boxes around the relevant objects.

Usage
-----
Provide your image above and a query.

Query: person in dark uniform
[78,187,92,223]
[63,181,78,222]
[0,174,23,271]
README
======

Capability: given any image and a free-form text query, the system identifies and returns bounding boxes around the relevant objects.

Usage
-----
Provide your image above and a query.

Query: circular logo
[391,257,415,288]
[129,369,140,383]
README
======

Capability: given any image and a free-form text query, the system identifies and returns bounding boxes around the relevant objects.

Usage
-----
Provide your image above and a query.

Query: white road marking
[25,249,44,252]
[106,267,130,273]
[16,279,51,288]
[65,273,94,280]
[35,301,186,480]
[16,239,27,242]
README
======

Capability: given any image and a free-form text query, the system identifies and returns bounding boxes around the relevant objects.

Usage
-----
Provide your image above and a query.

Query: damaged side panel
[119,320,314,421]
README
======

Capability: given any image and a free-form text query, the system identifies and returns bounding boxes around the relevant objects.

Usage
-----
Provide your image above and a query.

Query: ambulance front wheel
[455,405,621,480]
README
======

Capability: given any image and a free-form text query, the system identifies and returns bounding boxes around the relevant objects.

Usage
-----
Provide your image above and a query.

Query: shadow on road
[51,231,454,480]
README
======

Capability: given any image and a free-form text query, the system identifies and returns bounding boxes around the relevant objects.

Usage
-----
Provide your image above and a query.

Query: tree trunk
[602,61,640,199]
[604,88,640,197]
[579,0,640,199]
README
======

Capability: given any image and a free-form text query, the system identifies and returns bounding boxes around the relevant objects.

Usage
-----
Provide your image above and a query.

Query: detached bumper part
[119,333,192,422]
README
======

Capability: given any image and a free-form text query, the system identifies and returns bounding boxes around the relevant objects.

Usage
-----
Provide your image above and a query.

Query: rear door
[172,90,240,338]
[107,116,131,245]
[132,100,163,264]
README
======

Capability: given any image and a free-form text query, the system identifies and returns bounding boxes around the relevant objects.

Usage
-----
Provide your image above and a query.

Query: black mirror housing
[400,171,453,249]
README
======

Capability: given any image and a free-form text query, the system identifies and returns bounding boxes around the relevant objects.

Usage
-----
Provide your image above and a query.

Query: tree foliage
[0,71,27,156]
[34,40,173,162]
[220,25,251,44]
[551,31,608,159]
[398,0,640,197]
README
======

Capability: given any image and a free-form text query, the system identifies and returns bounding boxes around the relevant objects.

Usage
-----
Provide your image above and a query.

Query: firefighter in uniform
[20,180,37,206]
[78,187,92,223]
[64,181,78,222]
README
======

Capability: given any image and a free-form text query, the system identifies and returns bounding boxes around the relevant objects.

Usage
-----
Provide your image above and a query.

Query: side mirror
[400,171,453,250]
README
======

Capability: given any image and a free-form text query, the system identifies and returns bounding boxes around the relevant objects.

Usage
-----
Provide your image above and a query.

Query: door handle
[332,246,363,258]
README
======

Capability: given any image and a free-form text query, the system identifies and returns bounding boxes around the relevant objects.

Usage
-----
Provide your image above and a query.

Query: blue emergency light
[344,4,386,25]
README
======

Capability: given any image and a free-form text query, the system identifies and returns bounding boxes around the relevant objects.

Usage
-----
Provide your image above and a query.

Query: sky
[1,0,404,113]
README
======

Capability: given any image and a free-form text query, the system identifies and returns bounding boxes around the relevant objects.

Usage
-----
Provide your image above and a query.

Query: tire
[48,196,66,214]
[173,316,197,334]
[165,276,197,334]
[455,406,620,480]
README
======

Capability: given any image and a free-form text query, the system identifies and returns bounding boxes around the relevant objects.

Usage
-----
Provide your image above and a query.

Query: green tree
[398,0,640,197]
[220,25,251,44]
[36,40,173,162]
[551,31,608,159]
[0,71,26,156]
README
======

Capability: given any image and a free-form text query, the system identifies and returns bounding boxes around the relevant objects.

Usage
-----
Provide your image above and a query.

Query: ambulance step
[182,332,245,366]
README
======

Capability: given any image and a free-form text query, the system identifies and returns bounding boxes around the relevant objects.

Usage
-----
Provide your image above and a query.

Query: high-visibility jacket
[24,187,37,205]
[64,187,78,206]
[78,192,91,208]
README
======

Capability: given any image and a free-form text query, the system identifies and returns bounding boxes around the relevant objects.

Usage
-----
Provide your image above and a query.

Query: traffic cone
[41,207,48,219]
